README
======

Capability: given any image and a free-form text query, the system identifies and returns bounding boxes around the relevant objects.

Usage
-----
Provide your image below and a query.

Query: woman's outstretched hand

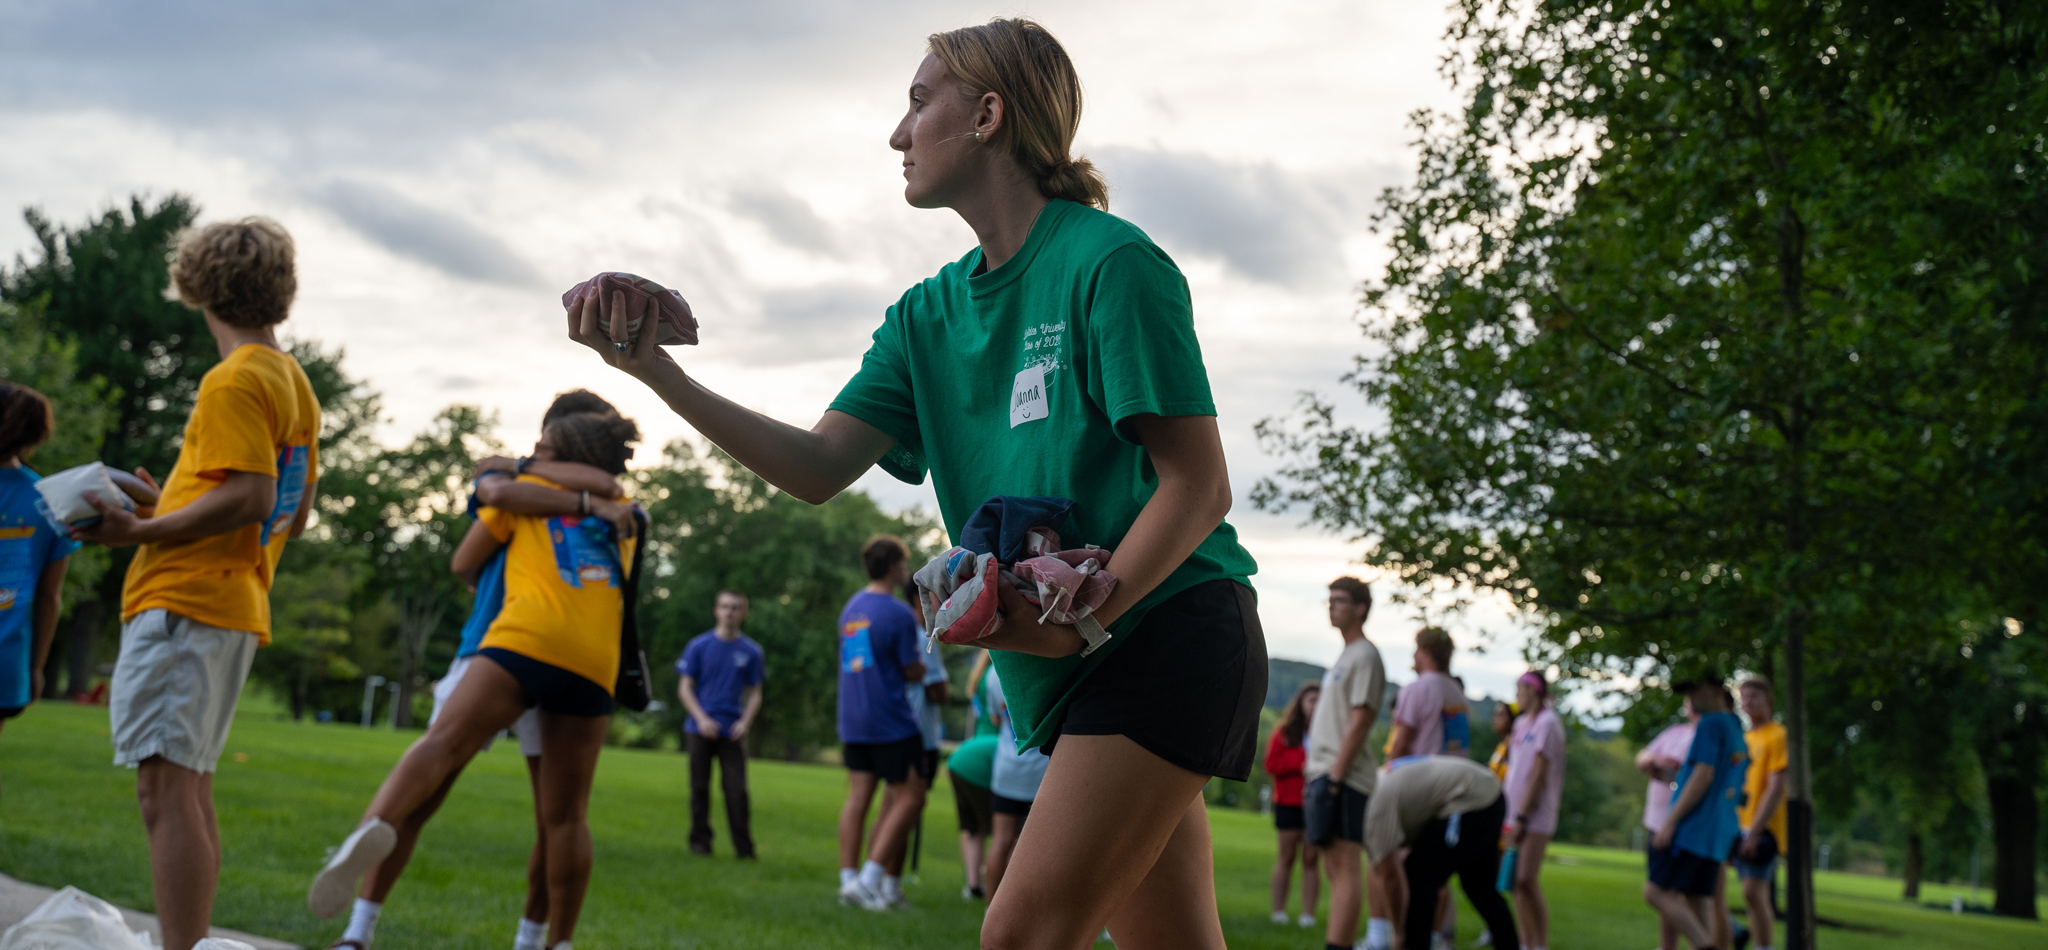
[974,580,1086,658]
[566,287,677,380]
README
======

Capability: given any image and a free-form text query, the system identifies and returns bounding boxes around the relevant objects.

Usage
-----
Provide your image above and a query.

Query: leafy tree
[255,544,364,721]
[3,195,206,696]
[629,441,940,758]
[1255,0,2046,932]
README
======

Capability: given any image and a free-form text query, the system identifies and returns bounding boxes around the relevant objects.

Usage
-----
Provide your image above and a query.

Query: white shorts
[432,654,542,757]
[110,609,257,774]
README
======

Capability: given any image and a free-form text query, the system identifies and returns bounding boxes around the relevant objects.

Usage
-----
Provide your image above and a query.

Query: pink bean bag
[563,272,699,346]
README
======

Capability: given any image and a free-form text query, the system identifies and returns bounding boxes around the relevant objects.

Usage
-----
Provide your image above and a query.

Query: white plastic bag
[31,463,137,530]
[0,886,152,950]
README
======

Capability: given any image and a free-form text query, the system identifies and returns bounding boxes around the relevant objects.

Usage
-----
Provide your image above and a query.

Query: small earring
[972,131,984,142]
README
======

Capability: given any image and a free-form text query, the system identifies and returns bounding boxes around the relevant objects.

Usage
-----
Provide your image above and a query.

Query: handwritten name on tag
[1010,363,1049,428]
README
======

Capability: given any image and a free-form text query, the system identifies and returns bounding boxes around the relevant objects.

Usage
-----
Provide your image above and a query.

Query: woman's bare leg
[1102,795,1223,950]
[1513,833,1552,948]
[535,711,609,946]
[1273,828,1302,915]
[360,768,463,902]
[960,831,987,891]
[838,771,879,871]
[979,734,1213,950]
[986,813,1023,899]
[523,754,549,924]
[362,658,528,827]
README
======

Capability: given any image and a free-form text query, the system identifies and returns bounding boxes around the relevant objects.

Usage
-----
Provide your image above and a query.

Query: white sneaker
[1272,911,1290,924]
[1298,913,1317,928]
[838,878,886,911]
[1471,931,1492,948]
[879,877,907,908]
[308,819,397,919]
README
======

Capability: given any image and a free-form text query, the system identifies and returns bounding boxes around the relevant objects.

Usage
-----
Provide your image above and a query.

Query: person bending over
[1364,756,1518,950]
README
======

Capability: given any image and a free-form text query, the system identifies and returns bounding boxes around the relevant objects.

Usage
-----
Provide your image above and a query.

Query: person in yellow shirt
[75,219,321,950]
[309,410,641,950]
[1736,676,1789,950]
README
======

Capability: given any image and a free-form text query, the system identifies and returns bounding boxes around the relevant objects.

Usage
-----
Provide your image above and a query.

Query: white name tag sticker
[1009,363,1049,428]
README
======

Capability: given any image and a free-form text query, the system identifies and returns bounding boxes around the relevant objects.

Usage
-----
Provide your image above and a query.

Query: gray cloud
[725,184,836,254]
[729,282,897,366]
[1094,147,1387,286]
[315,179,537,287]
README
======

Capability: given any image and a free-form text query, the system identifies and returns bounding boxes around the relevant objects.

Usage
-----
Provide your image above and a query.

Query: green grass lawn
[1,700,2040,949]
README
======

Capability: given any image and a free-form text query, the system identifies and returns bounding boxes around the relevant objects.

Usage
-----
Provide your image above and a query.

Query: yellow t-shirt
[1487,739,1510,783]
[1741,720,1789,843]
[122,345,321,642]
[476,476,637,692]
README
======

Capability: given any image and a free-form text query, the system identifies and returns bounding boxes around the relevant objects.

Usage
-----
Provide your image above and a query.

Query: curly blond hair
[171,218,297,328]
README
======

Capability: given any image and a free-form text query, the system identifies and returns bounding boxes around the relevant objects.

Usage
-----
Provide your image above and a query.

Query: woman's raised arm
[567,289,895,503]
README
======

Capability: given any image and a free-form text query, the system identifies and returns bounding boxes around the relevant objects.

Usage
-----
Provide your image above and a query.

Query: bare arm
[76,470,274,546]
[568,292,894,504]
[677,675,721,738]
[1516,750,1551,838]
[978,414,1233,658]
[449,520,504,583]
[903,661,928,682]
[474,474,637,538]
[477,456,624,498]
[27,557,66,705]
[1653,762,1716,849]
[1745,769,1788,841]
[1386,721,1415,760]
[1635,746,1682,783]
[1330,703,1379,785]
[731,683,763,739]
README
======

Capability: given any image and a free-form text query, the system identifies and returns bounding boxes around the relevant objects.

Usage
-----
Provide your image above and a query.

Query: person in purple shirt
[676,589,766,859]
[834,536,928,911]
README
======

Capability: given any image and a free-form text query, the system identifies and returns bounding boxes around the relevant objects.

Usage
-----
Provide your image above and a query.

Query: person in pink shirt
[1386,627,1467,759]
[1506,671,1567,950]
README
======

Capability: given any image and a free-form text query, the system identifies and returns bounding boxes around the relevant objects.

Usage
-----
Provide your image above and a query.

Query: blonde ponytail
[928,18,1109,210]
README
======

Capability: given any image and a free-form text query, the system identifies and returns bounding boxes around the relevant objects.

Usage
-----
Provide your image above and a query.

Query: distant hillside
[1266,658,1327,710]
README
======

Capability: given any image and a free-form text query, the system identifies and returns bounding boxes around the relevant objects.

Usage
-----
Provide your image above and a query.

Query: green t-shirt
[830,199,1258,751]
[948,734,999,789]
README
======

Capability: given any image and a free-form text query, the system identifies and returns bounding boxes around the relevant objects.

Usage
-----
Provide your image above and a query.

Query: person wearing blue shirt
[676,589,766,859]
[1645,672,1749,950]
[835,536,928,911]
[0,383,77,736]
[331,389,632,950]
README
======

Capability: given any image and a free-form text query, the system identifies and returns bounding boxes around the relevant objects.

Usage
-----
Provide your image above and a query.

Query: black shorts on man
[1304,775,1368,847]
[1647,843,1722,897]
[951,771,993,836]
[1732,829,1780,881]
[843,734,927,783]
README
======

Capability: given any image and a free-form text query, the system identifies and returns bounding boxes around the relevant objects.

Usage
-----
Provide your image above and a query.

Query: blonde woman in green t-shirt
[570,18,1263,949]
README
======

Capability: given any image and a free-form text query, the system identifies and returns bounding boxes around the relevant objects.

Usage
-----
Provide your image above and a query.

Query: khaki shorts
[432,654,542,757]
[110,609,257,774]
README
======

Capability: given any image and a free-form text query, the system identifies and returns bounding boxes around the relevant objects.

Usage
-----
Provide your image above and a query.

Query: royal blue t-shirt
[1,467,80,709]
[455,479,508,658]
[1672,711,1748,860]
[835,589,922,745]
[676,630,766,735]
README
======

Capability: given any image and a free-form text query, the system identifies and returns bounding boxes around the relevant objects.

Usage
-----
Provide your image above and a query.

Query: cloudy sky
[0,0,1540,699]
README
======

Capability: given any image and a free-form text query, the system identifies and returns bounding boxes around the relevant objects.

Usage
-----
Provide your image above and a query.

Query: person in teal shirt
[570,17,1262,947]
[0,382,75,732]
[1646,672,1748,950]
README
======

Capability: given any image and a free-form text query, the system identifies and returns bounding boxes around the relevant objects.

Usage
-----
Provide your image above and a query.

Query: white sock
[859,860,886,891]
[1365,917,1393,947]
[342,899,382,946]
[514,917,547,950]
[840,867,858,887]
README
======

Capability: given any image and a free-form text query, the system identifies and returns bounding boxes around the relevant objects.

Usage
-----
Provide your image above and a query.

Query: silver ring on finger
[613,341,630,353]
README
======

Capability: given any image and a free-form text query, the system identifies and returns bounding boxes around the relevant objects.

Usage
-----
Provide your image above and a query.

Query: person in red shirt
[1267,682,1323,928]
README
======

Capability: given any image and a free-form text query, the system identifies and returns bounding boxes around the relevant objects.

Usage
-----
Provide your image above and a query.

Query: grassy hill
[0,701,2038,948]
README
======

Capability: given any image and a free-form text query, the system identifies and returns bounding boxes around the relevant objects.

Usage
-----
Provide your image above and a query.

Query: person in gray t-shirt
[1365,756,1518,950]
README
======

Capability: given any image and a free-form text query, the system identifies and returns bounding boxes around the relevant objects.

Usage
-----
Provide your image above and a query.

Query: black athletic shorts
[1647,843,1723,897]
[843,734,927,783]
[1273,803,1305,831]
[1305,775,1368,847]
[0,705,24,721]
[1049,580,1267,781]
[951,771,993,836]
[991,792,1034,820]
[921,748,941,785]
[1733,829,1780,881]
[477,647,613,717]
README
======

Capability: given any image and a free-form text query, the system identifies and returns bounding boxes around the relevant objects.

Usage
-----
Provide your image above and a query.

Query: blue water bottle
[1496,846,1518,893]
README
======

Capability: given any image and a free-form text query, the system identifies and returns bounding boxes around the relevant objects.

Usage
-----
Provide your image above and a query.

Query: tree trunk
[1986,772,2040,919]
[66,598,103,698]
[1782,606,1818,950]
[392,598,444,730]
[1903,832,1923,900]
